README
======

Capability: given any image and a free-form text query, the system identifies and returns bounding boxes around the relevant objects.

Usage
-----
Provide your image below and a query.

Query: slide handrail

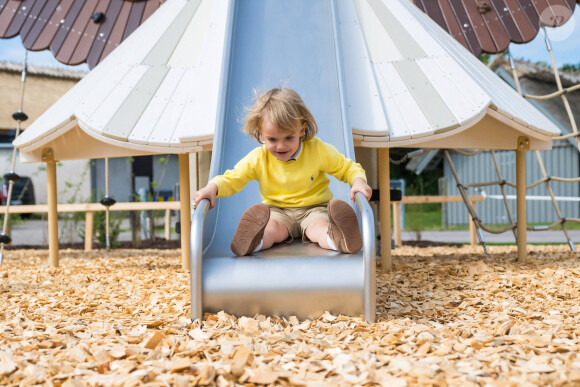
[354,192,376,323]
[190,198,210,321]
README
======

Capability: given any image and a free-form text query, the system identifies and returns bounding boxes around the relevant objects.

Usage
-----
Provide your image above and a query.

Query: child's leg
[261,219,290,249]
[303,218,333,249]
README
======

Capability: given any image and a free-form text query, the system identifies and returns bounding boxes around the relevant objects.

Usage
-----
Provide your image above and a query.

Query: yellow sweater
[209,137,367,207]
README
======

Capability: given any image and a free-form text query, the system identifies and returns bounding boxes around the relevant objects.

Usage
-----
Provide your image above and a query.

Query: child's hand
[350,177,372,202]
[194,183,218,209]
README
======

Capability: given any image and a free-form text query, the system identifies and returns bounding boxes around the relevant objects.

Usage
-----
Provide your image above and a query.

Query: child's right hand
[194,183,218,209]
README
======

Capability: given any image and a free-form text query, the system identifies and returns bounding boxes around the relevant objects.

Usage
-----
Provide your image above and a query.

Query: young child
[194,88,372,256]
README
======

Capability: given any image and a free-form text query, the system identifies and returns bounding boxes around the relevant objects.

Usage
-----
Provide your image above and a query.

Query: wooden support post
[164,209,171,240]
[393,202,402,247]
[4,217,11,238]
[516,137,529,261]
[84,211,94,251]
[43,148,59,267]
[179,154,191,270]
[469,201,477,247]
[378,148,391,270]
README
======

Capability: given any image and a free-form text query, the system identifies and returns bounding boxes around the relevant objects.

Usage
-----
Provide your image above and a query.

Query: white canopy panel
[14,0,560,161]
[14,0,230,160]
[339,0,560,146]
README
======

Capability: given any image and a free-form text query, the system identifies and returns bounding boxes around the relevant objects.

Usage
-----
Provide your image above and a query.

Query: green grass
[403,203,442,232]
[400,203,580,232]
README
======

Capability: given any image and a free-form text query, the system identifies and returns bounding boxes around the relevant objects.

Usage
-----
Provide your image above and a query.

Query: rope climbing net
[443,28,580,254]
[0,52,29,264]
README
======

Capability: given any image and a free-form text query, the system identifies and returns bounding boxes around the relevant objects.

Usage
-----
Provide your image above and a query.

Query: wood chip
[238,316,259,332]
[144,331,165,350]
[0,245,578,386]
[249,366,279,384]
[92,349,113,363]
[232,346,254,376]
[0,352,16,375]
[170,357,191,373]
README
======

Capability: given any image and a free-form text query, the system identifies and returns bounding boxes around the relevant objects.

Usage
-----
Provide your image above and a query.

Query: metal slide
[190,0,376,322]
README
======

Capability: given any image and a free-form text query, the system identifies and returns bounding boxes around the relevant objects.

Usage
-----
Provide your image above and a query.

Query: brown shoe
[231,204,270,256]
[327,199,362,254]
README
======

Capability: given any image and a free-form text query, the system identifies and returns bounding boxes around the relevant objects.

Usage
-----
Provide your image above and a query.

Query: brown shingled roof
[0,1,576,68]
[0,0,165,69]
[413,0,578,56]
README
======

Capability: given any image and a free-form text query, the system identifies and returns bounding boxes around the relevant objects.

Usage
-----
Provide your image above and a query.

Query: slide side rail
[190,193,376,323]
[354,192,376,323]
[190,199,209,321]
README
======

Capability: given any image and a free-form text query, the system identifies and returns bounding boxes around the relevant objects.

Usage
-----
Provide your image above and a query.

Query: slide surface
[192,0,375,320]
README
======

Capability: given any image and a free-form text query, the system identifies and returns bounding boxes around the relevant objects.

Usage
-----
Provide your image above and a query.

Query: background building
[1,62,185,206]
[0,62,90,204]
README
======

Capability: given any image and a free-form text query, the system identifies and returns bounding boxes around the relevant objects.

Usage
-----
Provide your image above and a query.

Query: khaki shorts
[269,204,329,242]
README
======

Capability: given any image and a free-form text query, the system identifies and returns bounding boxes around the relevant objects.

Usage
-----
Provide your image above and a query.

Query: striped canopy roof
[13,0,561,162]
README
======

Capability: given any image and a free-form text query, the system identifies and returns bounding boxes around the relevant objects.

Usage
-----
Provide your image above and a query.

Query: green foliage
[560,63,580,72]
[59,163,90,244]
[93,210,123,249]
[389,148,444,239]
[0,213,25,228]
[404,206,442,232]
[56,163,123,248]
[478,53,491,65]
[389,148,442,196]
[75,191,124,249]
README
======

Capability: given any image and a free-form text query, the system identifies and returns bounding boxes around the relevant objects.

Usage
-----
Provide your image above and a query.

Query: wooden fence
[392,196,485,247]
[2,195,485,251]
[0,202,180,251]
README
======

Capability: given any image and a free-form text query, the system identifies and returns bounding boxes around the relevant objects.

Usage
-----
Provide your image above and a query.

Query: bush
[92,210,123,249]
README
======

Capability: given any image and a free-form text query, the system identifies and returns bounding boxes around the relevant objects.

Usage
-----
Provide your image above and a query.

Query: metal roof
[13,0,561,162]
[0,0,165,69]
[413,0,578,56]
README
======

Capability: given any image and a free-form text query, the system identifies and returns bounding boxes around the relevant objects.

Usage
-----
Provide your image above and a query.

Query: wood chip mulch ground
[0,245,579,386]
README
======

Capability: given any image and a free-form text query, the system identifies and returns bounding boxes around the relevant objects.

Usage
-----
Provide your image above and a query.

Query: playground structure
[411,0,580,252]
[1,0,573,321]
[441,43,580,253]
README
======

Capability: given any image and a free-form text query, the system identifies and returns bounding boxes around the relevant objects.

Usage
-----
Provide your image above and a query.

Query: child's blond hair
[244,88,318,143]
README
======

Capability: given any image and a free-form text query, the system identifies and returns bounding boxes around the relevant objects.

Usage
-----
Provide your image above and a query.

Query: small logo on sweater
[310,176,314,181]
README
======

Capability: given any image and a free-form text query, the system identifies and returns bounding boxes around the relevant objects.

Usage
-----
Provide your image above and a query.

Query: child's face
[261,118,305,162]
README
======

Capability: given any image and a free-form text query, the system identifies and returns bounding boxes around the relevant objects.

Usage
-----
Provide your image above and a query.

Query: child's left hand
[350,177,372,202]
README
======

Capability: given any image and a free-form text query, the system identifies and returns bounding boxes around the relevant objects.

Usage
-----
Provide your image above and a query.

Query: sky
[508,5,580,67]
[0,5,577,71]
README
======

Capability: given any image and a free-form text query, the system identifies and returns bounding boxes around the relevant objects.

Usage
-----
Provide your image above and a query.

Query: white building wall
[0,148,91,204]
